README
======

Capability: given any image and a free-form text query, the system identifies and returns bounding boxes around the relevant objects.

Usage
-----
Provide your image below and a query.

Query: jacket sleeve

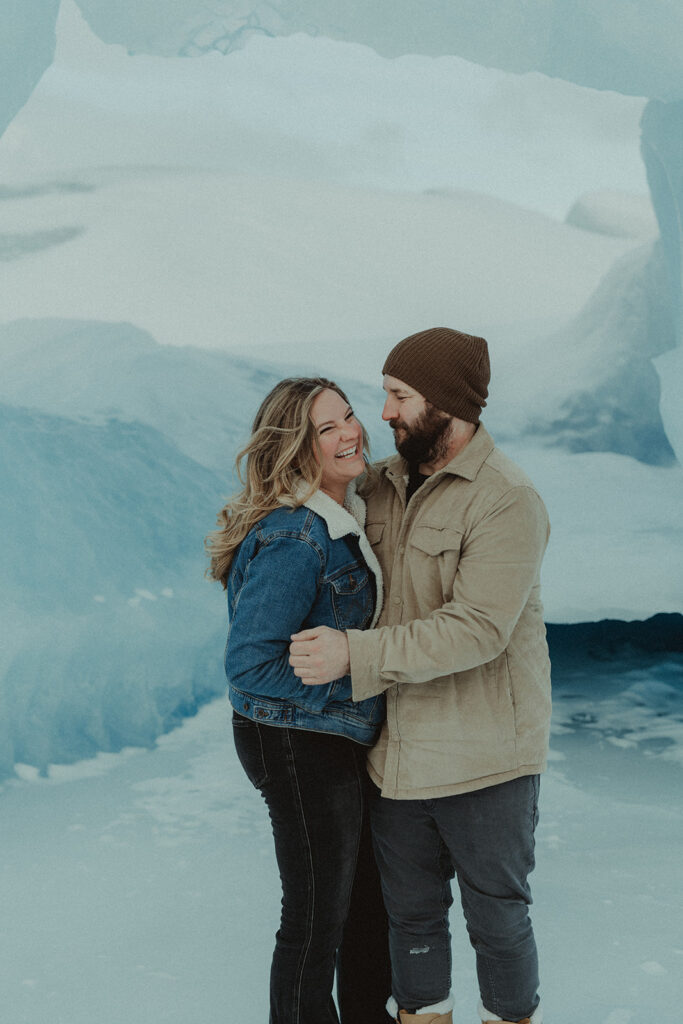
[226,533,351,704]
[347,486,550,701]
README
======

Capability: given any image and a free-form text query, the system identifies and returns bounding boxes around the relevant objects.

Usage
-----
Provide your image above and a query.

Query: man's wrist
[347,628,385,701]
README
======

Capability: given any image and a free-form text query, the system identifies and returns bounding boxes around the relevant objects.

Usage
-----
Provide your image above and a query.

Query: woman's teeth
[335,445,358,459]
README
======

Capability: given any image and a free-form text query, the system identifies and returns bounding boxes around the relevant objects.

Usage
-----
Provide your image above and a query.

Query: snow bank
[0,166,636,355]
[565,190,658,239]
[0,0,648,219]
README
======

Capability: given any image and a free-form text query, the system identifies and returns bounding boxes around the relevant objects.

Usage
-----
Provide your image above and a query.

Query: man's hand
[289,626,351,686]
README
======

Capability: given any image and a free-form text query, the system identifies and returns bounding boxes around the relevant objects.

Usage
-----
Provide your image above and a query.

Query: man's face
[382,374,453,465]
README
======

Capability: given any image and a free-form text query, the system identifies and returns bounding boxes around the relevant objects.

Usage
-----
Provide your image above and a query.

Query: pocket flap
[409,525,463,556]
[330,567,370,595]
[365,522,385,546]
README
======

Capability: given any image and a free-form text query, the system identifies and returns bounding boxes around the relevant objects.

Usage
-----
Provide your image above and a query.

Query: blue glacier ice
[0,0,59,137]
[0,319,391,777]
[68,2,683,99]
[0,398,227,775]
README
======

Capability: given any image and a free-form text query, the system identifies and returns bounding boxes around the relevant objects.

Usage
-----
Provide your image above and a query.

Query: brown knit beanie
[382,326,490,423]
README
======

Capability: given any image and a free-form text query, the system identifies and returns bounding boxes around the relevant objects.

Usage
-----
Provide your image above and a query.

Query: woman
[207,377,391,1024]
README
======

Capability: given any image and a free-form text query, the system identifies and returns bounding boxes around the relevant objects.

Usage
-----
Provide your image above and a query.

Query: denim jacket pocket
[329,566,373,630]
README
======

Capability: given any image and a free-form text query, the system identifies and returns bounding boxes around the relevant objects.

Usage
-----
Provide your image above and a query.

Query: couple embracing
[207,327,551,1024]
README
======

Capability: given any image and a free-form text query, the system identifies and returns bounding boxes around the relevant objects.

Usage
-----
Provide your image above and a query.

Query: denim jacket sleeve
[226,532,349,703]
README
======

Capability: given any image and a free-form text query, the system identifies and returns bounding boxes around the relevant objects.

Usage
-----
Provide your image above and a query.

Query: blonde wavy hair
[206,376,370,587]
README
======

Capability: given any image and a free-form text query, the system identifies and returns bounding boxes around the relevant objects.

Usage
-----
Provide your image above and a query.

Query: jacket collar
[294,479,367,540]
[293,478,384,627]
[383,423,496,485]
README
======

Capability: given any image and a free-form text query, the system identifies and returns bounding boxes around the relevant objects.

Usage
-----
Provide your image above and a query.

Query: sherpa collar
[301,480,366,539]
[294,479,384,628]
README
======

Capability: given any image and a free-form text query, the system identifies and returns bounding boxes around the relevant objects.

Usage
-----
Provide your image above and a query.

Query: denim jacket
[225,483,385,745]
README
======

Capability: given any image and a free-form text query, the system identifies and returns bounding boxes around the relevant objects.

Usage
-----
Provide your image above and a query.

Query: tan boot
[481,1019,530,1024]
[479,1001,541,1024]
[397,1011,453,1024]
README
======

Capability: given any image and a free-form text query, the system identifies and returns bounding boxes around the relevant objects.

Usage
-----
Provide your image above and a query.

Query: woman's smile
[335,443,359,459]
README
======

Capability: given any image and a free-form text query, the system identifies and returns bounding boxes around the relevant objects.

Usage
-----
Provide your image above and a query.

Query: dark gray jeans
[370,775,541,1021]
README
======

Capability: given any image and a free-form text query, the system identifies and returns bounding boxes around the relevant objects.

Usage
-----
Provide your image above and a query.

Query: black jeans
[232,712,392,1024]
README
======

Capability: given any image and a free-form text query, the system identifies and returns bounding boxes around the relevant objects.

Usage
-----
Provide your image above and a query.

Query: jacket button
[393,596,402,605]
[256,708,268,719]
[243,702,250,712]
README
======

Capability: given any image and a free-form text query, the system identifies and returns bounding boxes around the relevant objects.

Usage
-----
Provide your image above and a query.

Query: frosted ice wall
[642,102,683,337]
[641,101,683,466]
[5,1,679,99]
[0,0,59,137]
[69,0,683,100]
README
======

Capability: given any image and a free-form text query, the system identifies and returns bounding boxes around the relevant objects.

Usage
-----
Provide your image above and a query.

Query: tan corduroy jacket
[347,425,552,799]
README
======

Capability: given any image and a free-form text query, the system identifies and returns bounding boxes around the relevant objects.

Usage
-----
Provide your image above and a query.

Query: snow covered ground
[2,672,681,1024]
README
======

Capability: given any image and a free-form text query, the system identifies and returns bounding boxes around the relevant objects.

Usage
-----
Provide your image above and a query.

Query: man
[290,327,551,1024]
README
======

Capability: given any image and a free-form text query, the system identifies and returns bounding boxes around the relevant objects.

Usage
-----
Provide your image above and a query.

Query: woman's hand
[289,627,351,685]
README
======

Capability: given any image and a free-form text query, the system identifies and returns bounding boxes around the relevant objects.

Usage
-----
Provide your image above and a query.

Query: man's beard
[390,403,453,465]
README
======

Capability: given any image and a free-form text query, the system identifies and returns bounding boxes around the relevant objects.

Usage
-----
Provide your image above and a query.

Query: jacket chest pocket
[408,525,464,602]
[329,567,373,630]
[365,522,385,548]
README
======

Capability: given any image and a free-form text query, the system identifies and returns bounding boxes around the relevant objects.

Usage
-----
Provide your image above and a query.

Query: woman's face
[310,389,365,502]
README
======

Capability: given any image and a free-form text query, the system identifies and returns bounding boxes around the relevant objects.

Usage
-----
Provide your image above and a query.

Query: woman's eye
[345,409,354,420]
